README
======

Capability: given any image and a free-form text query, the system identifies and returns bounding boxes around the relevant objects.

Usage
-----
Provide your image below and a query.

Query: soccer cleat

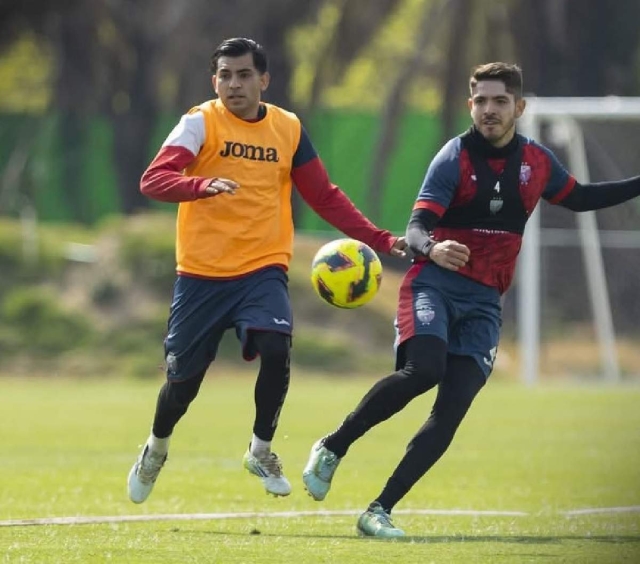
[243,449,291,497]
[302,438,341,501]
[356,503,406,539]
[127,444,167,504]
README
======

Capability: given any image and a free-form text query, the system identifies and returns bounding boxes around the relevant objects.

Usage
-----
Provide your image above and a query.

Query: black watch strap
[422,239,436,258]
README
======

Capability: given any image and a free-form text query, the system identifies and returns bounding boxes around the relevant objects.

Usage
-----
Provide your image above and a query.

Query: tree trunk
[52,4,98,223]
[368,0,452,224]
[440,0,472,143]
[106,8,157,215]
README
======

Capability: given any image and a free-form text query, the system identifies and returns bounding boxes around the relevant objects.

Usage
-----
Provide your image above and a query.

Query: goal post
[517,97,640,385]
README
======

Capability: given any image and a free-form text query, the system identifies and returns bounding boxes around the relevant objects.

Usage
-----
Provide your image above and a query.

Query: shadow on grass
[396,535,640,545]
[171,528,640,545]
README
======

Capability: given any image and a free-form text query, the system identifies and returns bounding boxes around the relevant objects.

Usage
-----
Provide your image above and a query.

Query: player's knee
[165,379,200,409]
[403,354,445,394]
[452,364,486,409]
[253,332,291,369]
[434,402,468,431]
[458,380,485,410]
[433,382,484,428]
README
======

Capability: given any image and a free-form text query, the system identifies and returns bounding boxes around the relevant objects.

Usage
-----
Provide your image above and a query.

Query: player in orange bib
[127,37,407,503]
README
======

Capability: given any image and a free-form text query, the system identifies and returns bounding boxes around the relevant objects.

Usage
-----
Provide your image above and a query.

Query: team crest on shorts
[415,292,435,325]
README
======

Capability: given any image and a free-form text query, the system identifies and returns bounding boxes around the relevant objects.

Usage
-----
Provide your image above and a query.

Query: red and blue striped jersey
[414,134,576,293]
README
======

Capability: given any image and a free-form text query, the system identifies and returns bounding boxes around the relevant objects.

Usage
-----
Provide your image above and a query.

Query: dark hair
[469,62,523,99]
[210,37,268,75]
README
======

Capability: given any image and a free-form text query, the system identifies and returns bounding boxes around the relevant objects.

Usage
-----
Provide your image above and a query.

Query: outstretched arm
[556,176,640,211]
[292,127,405,256]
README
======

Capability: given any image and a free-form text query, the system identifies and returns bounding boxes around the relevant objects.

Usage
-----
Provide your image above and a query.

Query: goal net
[512,97,640,384]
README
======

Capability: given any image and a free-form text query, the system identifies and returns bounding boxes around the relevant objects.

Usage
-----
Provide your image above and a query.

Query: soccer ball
[310,238,382,309]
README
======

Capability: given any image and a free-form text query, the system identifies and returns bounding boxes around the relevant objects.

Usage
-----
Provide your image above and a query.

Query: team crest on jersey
[490,181,503,214]
[519,164,531,184]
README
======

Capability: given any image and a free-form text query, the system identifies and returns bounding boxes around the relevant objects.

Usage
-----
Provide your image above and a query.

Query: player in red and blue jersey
[303,62,640,538]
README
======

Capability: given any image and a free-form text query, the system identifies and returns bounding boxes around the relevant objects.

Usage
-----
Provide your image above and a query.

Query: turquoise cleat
[302,438,342,501]
[356,503,406,539]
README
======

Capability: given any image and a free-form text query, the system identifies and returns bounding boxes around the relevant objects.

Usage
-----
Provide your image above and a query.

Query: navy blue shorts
[395,263,502,378]
[164,266,292,381]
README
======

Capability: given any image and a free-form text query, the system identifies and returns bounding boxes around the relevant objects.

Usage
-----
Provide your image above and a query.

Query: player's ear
[260,71,270,92]
[467,97,473,113]
[515,97,526,118]
[212,75,218,94]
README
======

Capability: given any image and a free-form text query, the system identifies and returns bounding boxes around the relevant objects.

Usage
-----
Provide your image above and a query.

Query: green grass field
[1,373,639,563]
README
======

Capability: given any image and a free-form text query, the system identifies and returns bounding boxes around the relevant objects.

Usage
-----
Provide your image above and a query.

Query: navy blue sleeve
[292,126,318,169]
[559,176,640,211]
[415,137,462,212]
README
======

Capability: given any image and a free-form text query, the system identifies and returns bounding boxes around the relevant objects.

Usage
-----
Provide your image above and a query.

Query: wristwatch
[422,239,436,258]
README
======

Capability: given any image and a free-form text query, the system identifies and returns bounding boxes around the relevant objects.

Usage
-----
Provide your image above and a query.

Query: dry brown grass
[294,235,640,382]
[488,333,640,381]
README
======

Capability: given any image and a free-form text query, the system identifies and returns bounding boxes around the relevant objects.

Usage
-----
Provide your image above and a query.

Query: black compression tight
[152,370,205,438]
[375,354,486,512]
[152,331,290,441]
[323,336,448,458]
[251,331,291,441]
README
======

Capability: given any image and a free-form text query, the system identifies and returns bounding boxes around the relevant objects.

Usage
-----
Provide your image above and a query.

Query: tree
[509,0,640,96]
[2,0,331,219]
[0,0,63,50]
[103,0,327,215]
[50,1,103,222]
[368,0,452,223]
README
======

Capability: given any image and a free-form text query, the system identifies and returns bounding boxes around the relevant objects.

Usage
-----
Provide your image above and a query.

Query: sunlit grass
[0,374,639,563]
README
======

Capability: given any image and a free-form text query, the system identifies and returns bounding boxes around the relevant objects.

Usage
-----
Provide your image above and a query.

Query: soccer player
[303,62,640,538]
[127,37,406,504]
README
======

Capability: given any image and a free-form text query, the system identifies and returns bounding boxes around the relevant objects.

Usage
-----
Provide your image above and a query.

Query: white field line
[0,508,527,527]
[0,505,635,528]
[563,505,640,516]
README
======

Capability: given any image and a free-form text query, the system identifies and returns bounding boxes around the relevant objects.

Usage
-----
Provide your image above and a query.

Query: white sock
[147,433,170,455]
[250,434,271,456]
